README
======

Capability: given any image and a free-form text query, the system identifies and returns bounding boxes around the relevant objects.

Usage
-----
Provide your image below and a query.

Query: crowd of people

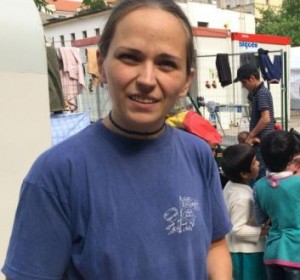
[221,64,300,280]
[2,0,299,280]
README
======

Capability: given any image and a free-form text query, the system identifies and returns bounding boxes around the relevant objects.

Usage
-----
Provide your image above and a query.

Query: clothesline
[196,49,284,58]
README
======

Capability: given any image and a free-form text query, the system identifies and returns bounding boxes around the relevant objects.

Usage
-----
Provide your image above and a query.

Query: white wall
[44,10,111,48]
[290,47,300,109]
[44,2,255,48]
[0,0,51,277]
[232,37,290,119]
[178,2,255,34]
[193,35,234,129]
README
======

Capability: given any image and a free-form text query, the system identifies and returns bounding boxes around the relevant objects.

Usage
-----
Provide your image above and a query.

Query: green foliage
[34,0,56,13]
[81,0,106,10]
[76,0,107,16]
[256,0,300,46]
[281,0,300,16]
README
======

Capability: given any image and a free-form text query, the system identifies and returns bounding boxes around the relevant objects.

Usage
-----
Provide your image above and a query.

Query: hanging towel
[86,47,100,86]
[258,48,282,84]
[46,46,65,112]
[57,47,86,109]
[216,54,232,87]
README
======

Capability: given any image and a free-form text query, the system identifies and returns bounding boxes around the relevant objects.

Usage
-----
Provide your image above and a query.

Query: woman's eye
[118,53,138,63]
[158,60,177,70]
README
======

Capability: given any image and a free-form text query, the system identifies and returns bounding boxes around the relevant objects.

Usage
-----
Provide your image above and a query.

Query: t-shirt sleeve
[2,180,72,280]
[209,159,232,241]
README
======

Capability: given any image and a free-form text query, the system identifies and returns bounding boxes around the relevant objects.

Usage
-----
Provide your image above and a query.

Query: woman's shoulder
[170,127,215,161]
[171,126,211,147]
[28,123,98,174]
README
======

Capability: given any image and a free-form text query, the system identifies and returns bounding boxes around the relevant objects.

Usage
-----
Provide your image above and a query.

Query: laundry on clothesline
[57,47,86,110]
[258,48,282,84]
[216,53,232,87]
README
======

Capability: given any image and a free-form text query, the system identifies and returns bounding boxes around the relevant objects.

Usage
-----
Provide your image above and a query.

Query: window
[95,28,100,36]
[197,21,208,28]
[71,33,75,41]
[60,35,65,47]
[82,31,87,39]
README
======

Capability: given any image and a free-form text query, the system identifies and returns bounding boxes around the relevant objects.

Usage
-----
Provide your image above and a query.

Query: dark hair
[241,69,260,80]
[247,70,260,80]
[234,63,260,83]
[260,130,297,172]
[221,144,255,183]
[290,128,300,154]
[98,0,194,75]
[237,131,249,144]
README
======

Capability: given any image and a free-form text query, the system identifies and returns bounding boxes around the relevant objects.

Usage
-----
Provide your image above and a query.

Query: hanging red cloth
[183,110,222,145]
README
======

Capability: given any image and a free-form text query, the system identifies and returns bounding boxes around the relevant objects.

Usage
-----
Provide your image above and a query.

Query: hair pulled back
[98,0,195,75]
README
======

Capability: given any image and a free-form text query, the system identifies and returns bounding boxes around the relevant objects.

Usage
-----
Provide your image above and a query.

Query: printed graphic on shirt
[164,196,199,235]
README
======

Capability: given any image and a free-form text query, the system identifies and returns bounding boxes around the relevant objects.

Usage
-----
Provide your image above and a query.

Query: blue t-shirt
[2,122,232,280]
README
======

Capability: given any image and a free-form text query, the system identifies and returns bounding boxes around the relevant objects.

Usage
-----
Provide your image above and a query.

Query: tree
[34,0,56,13]
[80,0,106,11]
[256,0,300,46]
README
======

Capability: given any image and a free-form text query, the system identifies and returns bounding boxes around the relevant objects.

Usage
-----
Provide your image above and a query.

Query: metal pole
[283,51,288,131]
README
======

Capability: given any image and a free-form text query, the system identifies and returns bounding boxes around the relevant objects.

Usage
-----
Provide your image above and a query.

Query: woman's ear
[97,50,107,84]
[178,68,195,98]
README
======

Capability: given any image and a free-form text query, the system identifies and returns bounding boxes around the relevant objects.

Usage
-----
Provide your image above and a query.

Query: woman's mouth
[130,96,157,104]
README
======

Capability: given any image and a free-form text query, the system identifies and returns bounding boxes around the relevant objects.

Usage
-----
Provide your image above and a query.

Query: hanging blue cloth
[50,111,91,146]
[258,48,282,84]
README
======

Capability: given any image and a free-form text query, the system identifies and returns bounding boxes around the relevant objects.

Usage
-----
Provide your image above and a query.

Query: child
[287,128,300,174]
[222,144,268,280]
[254,130,300,279]
[238,130,260,145]
[237,131,249,144]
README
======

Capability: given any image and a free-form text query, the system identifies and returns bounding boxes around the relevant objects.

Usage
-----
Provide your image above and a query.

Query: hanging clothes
[240,52,259,68]
[86,47,100,89]
[46,46,65,112]
[216,53,232,87]
[166,110,222,146]
[57,47,86,110]
[258,48,282,84]
[183,110,222,145]
[50,111,90,146]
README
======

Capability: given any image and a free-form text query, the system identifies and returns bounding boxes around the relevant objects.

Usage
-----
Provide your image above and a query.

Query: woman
[2,0,232,279]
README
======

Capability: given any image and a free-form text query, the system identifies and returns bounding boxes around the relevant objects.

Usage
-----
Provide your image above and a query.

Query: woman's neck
[102,112,166,140]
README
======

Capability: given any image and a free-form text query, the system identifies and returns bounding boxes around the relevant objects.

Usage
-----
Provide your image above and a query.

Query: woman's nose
[136,62,156,90]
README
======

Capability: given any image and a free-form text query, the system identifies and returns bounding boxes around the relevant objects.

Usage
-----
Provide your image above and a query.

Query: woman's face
[100,7,194,132]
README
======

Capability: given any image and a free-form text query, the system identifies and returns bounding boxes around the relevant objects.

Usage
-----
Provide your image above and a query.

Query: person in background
[222,144,268,280]
[233,63,274,181]
[238,131,249,144]
[254,130,300,280]
[1,1,232,279]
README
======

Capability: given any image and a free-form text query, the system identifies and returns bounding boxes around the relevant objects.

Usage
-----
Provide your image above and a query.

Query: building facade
[44,2,255,48]
[217,0,283,18]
